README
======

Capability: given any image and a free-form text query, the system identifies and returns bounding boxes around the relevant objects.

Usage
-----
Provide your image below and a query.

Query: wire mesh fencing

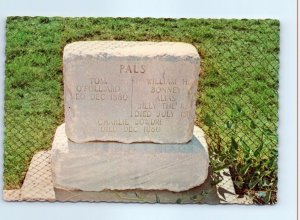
[3,17,279,204]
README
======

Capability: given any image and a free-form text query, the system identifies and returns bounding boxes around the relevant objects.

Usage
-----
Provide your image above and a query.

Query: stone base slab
[54,167,219,204]
[3,150,251,204]
[51,124,209,192]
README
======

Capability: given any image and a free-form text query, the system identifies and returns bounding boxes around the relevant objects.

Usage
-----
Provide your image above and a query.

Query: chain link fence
[3,17,279,204]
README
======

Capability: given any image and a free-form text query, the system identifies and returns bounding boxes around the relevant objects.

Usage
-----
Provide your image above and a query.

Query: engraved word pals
[120,64,146,74]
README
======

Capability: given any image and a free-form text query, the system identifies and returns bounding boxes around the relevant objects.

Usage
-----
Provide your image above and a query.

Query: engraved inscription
[74,76,128,102]
[120,64,146,74]
[72,70,193,134]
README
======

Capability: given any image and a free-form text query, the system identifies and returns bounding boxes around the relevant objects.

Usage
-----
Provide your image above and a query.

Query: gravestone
[51,41,209,195]
[63,41,200,143]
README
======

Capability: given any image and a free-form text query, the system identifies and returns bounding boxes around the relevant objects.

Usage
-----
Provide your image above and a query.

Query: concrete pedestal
[51,124,209,192]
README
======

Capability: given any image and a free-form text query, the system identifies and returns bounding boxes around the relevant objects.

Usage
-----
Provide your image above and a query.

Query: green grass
[4,17,279,204]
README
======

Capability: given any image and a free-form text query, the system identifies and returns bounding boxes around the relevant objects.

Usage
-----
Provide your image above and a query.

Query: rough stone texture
[54,167,251,204]
[54,167,219,204]
[51,123,209,192]
[64,41,200,144]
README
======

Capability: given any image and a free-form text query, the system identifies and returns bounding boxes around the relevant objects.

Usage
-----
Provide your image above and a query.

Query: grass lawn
[4,17,279,204]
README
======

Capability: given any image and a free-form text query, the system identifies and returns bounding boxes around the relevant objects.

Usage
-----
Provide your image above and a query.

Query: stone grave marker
[52,41,209,196]
[63,41,200,143]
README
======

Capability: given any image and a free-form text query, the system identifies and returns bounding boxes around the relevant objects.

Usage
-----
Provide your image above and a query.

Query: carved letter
[126,65,132,73]
[134,65,138,73]
[120,65,125,73]
[141,65,146,73]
